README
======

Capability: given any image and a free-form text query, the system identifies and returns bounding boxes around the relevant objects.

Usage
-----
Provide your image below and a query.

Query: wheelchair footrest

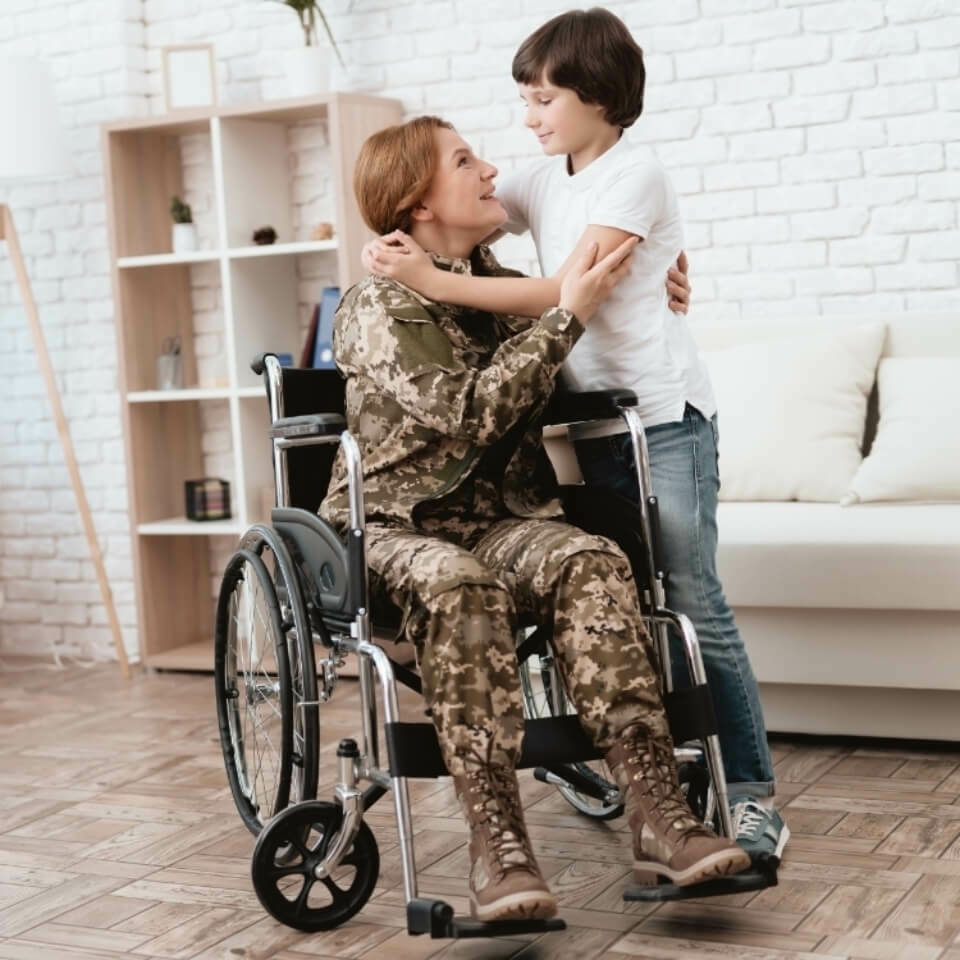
[406,898,566,938]
[622,865,775,902]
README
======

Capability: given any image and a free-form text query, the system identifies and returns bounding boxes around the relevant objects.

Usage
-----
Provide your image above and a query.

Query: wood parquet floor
[2,656,960,960]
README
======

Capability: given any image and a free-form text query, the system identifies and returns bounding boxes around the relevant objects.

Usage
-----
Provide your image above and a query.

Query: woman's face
[416,126,507,237]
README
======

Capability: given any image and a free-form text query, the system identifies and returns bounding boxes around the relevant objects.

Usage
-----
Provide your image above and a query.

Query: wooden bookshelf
[102,93,403,671]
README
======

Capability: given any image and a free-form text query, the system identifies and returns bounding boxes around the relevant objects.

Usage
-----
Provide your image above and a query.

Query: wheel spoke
[290,833,312,861]
[267,862,309,882]
[320,874,351,906]
[293,876,315,917]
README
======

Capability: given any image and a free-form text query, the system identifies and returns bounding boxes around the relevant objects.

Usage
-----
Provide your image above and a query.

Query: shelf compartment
[117,261,227,394]
[104,124,217,260]
[229,256,304,389]
[138,537,217,665]
[128,400,235,526]
[237,395,274,526]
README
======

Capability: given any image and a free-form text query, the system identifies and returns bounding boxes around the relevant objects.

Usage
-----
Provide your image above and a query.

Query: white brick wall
[1,0,958,661]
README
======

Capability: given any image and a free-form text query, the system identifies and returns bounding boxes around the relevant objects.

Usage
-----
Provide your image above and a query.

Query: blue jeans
[575,404,775,798]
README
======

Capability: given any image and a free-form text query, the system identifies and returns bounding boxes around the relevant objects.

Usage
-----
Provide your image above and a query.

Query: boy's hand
[361,230,438,295]
[666,250,691,315]
[559,236,638,323]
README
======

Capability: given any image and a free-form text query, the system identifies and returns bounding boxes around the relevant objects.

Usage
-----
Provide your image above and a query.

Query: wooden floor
[2,658,960,960]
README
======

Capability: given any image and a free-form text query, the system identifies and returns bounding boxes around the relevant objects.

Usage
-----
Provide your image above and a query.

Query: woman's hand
[361,230,438,295]
[667,250,691,315]
[559,236,638,323]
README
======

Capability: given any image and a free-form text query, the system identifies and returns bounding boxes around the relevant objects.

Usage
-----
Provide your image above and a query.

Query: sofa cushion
[702,323,885,502]
[716,502,960,611]
[845,357,960,504]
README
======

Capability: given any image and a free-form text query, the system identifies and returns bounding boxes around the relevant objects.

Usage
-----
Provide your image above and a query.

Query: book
[311,286,340,369]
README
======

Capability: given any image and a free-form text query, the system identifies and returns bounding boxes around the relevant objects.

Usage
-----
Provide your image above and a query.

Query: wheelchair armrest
[543,389,638,426]
[251,352,271,375]
[269,414,345,439]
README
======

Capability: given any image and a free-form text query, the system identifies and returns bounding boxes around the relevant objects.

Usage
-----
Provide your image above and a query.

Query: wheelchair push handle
[251,352,273,376]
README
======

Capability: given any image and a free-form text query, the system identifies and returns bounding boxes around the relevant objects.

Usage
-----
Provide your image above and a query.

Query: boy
[362,7,787,865]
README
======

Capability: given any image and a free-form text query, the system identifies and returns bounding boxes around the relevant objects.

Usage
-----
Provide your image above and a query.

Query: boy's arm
[364,225,690,318]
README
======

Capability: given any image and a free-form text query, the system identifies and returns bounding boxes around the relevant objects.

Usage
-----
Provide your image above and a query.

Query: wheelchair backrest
[272,367,346,514]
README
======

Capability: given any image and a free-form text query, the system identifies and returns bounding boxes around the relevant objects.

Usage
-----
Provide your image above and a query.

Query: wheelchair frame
[229,354,768,939]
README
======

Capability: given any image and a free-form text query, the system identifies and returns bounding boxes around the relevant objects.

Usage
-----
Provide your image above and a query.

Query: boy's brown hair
[353,115,454,235]
[512,7,645,129]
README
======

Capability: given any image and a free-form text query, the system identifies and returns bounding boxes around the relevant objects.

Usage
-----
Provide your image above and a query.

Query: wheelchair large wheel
[519,653,624,821]
[215,548,293,833]
[239,525,320,816]
[251,800,379,932]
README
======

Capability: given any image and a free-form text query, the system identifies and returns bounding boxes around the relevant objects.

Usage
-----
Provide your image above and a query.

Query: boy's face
[417,126,507,236]
[518,76,609,157]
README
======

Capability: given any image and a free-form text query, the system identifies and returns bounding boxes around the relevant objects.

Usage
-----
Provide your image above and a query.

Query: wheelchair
[213,353,777,940]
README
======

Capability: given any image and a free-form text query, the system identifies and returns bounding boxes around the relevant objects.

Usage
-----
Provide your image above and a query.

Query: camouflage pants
[366,518,670,777]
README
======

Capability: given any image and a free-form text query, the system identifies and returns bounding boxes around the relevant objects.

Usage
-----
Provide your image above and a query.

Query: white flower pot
[284,45,333,98]
[172,222,197,253]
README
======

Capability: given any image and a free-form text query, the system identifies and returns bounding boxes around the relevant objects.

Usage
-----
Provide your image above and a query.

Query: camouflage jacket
[319,245,583,532]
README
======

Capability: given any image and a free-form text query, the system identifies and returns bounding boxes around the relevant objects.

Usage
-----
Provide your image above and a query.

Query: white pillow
[703,323,885,502]
[844,357,960,504]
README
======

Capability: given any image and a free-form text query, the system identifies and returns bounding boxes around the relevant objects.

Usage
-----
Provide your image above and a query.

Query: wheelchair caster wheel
[251,800,379,932]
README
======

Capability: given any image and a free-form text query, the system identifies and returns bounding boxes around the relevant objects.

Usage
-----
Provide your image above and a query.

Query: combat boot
[453,764,557,922]
[607,729,751,887]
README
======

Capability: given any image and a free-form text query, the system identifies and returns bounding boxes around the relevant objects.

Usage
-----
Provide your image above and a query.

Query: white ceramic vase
[284,45,332,97]
[172,222,197,253]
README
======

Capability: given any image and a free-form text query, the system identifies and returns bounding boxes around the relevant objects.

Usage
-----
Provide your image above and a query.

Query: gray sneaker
[731,798,790,866]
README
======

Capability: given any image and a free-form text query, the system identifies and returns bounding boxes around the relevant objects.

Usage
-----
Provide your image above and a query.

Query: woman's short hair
[512,7,645,129]
[353,115,454,235]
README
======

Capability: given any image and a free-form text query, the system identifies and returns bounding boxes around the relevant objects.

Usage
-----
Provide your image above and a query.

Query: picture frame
[161,44,217,113]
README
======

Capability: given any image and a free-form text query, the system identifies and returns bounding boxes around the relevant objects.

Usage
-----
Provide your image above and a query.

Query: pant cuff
[726,780,776,800]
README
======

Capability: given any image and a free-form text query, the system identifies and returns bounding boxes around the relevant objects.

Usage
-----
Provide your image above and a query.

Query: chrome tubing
[355,639,419,904]
[262,355,289,508]
[620,406,673,693]
[652,609,733,839]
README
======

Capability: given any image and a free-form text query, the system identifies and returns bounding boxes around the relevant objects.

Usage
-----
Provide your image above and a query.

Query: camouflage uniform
[321,246,668,777]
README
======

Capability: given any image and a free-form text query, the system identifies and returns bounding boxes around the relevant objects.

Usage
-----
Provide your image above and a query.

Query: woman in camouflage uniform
[320,116,749,923]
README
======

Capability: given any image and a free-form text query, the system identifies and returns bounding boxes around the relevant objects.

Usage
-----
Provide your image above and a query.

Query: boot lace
[628,736,711,837]
[464,765,538,880]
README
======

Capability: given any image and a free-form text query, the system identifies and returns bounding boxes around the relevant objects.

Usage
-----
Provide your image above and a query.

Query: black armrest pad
[269,414,345,439]
[251,352,271,375]
[543,389,638,425]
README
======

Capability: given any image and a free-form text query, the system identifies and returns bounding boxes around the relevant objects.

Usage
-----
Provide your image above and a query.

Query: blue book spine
[312,286,340,368]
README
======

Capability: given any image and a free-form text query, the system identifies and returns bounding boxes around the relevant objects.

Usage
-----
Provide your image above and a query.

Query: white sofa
[694,312,960,742]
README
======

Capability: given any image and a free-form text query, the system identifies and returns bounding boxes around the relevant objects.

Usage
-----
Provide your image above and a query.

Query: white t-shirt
[497,136,716,430]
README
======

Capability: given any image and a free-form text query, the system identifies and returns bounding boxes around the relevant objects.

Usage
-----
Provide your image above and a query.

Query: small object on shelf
[157,336,183,390]
[170,195,197,253]
[310,221,334,241]
[252,225,277,245]
[185,478,231,521]
[161,44,217,112]
[311,286,340,368]
[276,353,294,367]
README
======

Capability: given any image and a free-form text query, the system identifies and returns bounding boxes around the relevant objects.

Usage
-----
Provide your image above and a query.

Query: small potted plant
[270,0,346,96]
[170,195,197,253]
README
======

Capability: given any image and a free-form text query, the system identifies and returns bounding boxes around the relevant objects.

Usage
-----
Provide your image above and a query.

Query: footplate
[407,898,566,938]
[623,865,775,902]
